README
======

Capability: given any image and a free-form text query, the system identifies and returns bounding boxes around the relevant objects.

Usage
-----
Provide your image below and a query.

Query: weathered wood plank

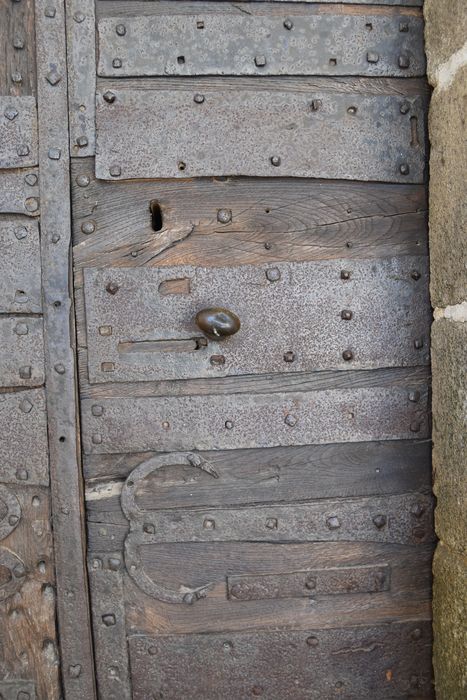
[0,485,60,699]
[0,317,44,388]
[97,9,425,78]
[0,389,48,486]
[0,96,38,168]
[0,0,36,95]
[0,219,42,313]
[0,171,40,216]
[95,83,426,182]
[35,0,96,696]
[65,0,96,156]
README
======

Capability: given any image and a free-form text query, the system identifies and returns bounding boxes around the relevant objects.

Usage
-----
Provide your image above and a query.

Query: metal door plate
[0,317,44,388]
[0,97,38,169]
[0,220,42,313]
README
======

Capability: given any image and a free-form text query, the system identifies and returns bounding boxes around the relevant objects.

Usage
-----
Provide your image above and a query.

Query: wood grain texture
[0,0,36,96]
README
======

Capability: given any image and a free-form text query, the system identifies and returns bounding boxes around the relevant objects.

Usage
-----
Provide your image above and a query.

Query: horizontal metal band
[98,11,424,78]
[95,87,426,182]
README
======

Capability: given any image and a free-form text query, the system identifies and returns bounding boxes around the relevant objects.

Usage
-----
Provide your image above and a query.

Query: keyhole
[150,200,163,231]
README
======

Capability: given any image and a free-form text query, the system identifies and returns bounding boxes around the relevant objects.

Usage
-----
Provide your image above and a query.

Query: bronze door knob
[195,307,241,340]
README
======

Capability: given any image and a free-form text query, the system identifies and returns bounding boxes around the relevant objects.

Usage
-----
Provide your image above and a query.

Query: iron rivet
[101,361,115,372]
[4,107,18,121]
[400,163,410,175]
[341,310,353,321]
[106,281,119,295]
[116,23,126,36]
[13,36,25,49]
[270,155,281,167]
[310,99,322,111]
[99,325,112,336]
[183,592,195,605]
[284,414,297,427]
[112,58,122,69]
[412,525,426,540]
[15,322,28,335]
[162,421,170,430]
[102,614,116,627]
[408,390,420,403]
[14,227,28,240]
[44,7,56,18]
[305,576,317,590]
[223,641,233,651]
[46,70,61,86]
[13,563,25,577]
[108,557,121,571]
[17,144,30,157]
[217,208,232,224]
[306,636,319,647]
[19,366,32,379]
[399,54,410,69]
[255,55,267,67]
[399,21,409,32]
[143,523,155,534]
[266,267,281,282]
[148,646,158,655]
[372,514,387,529]
[400,101,411,115]
[20,399,33,413]
[340,270,351,280]
[326,516,341,530]
[252,686,264,697]
[347,106,357,115]
[16,468,29,481]
[103,91,116,104]
[15,290,28,304]
[225,420,234,430]
[411,502,425,518]
[264,241,272,250]
[203,518,215,530]
[92,433,102,445]
[48,147,61,160]
[414,338,424,349]
[76,174,90,187]
[367,52,379,64]
[54,363,65,374]
[91,405,104,417]
[283,19,293,30]
[51,233,60,243]
[76,135,88,148]
[68,664,82,678]
[25,197,39,212]
[81,220,95,235]
[283,351,295,363]
[73,11,85,23]
[24,173,37,186]
[194,93,205,104]
[109,165,121,177]
[411,270,421,281]
[210,354,225,366]
[265,518,278,530]
[11,71,22,83]
[342,350,353,361]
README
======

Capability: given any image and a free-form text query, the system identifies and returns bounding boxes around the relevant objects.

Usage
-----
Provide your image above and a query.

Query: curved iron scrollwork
[121,452,217,605]
[0,546,27,602]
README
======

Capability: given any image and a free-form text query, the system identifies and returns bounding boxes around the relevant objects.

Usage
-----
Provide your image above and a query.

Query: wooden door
[71,1,434,697]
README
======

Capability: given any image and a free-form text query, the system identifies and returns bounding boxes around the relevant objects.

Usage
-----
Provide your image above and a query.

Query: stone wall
[424,2,467,698]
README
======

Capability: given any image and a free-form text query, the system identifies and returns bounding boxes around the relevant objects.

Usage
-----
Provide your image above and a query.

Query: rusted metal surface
[98,12,424,78]
[0,317,44,388]
[88,556,132,699]
[0,170,40,216]
[129,621,434,699]
[84,257,430,383]
[0,388,48,486]
[95,87,426,182]
[0,97,38,169]
[227,564,391,601]
[66,0,96,156]
[82,375,429,453]
[35,0,96,696]
[0,220,42,313]
[0,680,36,699]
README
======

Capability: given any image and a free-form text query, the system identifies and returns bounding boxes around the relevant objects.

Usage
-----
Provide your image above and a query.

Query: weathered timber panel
[81,371,429,453]
[83,257,430,382]
[95,86,426,182]
[0,219,42,312]
[0,389,48,485]
[0,0,36,95]
[97,11,424,78]
[0,317,44,388]
[128,621,434,700]
[0,97,38,168]
[0,170,40,216]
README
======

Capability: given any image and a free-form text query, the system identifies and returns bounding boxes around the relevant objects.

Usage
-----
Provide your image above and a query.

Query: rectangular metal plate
[0,219,42,313]
[129,621,433,700]
[126,493,433,546]
[0,97,38,169]
[95,88,426,182]
[227,564,391,600]
[0,317,45,388]
[98,12,424,78]
[82,374,429,453]
[0,682,36,700]
[0,389,49,485]
[84,257,430,383]
[0,169,40,216]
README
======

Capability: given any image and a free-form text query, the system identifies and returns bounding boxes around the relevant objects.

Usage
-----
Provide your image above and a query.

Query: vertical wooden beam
[35,1,96,696]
